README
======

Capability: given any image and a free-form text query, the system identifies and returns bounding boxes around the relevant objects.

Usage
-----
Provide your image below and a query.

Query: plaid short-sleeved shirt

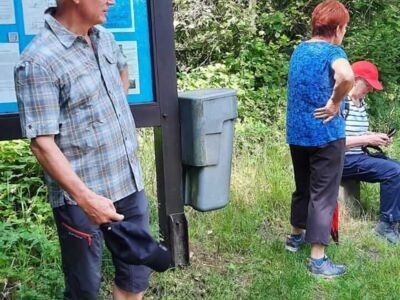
[15,10,144,207]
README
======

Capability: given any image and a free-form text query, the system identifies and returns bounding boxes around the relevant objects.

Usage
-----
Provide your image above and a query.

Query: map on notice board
[0,0,154,114]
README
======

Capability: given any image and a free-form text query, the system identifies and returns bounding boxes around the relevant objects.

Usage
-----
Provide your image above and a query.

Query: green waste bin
[179,88,238,211]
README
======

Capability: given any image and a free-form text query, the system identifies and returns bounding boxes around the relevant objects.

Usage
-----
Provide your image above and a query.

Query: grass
[1,129,400,299]
[143,133,400,300]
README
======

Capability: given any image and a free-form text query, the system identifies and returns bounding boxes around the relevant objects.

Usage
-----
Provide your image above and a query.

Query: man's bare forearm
[346,133,391,149]
[30,135,93,205]
[120,67,129,95]
[345,135,369,149]
[30,135,124,224]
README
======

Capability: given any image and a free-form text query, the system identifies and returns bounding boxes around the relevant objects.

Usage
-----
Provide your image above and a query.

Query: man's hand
[314,98,341,124]
[30,136,124,225]
[78,192,124,225]
[366,133,391,147]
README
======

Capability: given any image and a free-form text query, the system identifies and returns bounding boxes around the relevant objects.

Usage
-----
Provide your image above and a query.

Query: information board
[0,0,154,114]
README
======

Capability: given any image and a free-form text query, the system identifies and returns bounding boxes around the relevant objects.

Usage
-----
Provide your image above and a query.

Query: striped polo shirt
[345,96,369,155]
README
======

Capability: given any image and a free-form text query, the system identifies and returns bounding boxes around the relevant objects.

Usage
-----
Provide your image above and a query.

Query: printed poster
[22,0,56,35]
[104,0,135,32]
[117,41,140,95]
[0,43,19,103]
[0,0,16,24]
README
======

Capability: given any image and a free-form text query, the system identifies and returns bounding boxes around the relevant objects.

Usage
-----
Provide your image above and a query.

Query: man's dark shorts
[53,191,151,300]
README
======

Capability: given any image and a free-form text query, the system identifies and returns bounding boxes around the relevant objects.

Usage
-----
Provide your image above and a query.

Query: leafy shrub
[0,141,50,226]
[1,1,400,297]
[174,0,400,142]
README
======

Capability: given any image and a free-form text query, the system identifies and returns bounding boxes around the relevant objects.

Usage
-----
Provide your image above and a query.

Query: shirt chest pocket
[102,53,124,91]
[62,62,101,113]
[58,64,105,153]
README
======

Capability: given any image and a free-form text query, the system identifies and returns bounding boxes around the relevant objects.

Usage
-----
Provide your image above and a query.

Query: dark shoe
[285,233,305,252]
[308,256,346,279]
[374,221,400,244]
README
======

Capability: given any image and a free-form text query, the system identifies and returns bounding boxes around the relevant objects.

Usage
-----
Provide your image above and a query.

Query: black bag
[361,145,387,159]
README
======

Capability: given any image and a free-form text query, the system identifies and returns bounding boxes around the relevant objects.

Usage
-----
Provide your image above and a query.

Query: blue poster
[104,0,135,32]
[0,0,154,114]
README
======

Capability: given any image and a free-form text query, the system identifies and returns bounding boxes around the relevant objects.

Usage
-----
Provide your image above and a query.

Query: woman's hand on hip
[314,98,341,124]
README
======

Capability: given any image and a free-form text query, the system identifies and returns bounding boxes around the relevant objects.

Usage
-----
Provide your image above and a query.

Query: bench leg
[339,179,363,217]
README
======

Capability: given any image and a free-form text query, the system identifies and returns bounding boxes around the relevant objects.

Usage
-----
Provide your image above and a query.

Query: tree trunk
[249,0,257,31]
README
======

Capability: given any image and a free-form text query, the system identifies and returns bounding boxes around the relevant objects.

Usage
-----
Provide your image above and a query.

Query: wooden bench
[338,179,363,216]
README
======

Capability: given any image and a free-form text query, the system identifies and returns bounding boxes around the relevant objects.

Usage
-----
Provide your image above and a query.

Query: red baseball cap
[351,61,383,90]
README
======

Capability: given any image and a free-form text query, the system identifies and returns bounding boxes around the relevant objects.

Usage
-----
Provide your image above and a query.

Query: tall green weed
[0,140,50,226]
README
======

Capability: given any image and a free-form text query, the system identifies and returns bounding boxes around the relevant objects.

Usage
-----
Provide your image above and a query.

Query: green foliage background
[175,0,400,139]
[1,0,400,298]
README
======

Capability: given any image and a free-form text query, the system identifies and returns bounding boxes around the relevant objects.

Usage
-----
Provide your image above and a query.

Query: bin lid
[178,88,236,101]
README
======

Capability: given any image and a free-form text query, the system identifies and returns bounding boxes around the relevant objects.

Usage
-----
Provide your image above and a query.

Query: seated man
[343,60,400,244]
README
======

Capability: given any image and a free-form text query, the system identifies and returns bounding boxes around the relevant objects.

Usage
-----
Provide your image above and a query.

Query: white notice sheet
[22,0,56,35]
[117,41,140,95]
[0,0,16,24]
[0,43,19,103]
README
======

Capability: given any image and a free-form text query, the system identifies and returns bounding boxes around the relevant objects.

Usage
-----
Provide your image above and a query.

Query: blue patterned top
[286,41,348,146]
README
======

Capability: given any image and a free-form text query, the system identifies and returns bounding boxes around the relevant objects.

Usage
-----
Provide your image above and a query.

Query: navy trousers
[53,191,151,300]
[342,154,400,222]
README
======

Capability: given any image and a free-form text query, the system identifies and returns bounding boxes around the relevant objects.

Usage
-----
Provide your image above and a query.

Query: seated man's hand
[366,133,391,147]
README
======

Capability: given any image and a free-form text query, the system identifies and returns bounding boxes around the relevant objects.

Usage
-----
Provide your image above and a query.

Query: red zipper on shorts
[61,222,93,246]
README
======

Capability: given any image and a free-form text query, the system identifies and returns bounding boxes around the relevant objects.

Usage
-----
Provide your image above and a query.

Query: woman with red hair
[285,0,354,278]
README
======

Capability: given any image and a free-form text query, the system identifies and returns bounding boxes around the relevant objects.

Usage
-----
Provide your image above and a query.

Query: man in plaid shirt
[15,1,151,299]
